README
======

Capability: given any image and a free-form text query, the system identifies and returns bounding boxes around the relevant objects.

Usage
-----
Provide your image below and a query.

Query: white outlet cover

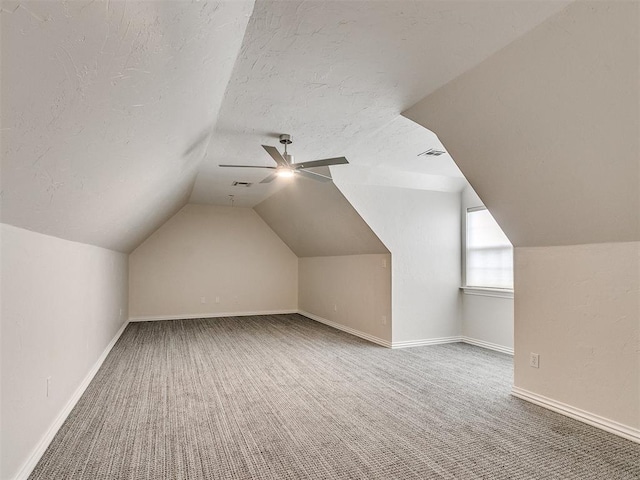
[529,353,540,368]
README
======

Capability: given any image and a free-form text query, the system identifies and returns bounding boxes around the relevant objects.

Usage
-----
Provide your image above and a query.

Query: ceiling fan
[219,134,349,183]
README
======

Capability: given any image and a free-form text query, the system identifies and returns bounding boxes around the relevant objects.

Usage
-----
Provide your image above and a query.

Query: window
[465,207,513,291]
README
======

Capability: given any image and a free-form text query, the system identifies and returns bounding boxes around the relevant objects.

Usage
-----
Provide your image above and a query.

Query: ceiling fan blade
[262,145,289,166]
[219,164,276,169]
[294,157,348,169]
[260,172,279,184]
[297,169,333,182]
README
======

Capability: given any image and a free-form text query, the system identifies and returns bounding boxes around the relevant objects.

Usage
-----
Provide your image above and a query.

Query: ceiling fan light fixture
[277,168,295,178]
[220,134,348,184]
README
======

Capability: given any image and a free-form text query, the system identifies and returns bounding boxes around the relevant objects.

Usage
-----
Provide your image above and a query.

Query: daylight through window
[466,207,513,290]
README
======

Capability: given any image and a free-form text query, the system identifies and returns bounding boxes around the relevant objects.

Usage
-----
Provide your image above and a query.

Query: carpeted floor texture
[30,314,639,479]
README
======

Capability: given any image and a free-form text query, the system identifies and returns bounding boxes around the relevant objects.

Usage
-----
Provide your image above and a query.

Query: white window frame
[462,206,514,299]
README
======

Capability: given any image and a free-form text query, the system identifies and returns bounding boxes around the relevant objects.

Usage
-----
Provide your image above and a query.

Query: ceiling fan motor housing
[279,134,292,145]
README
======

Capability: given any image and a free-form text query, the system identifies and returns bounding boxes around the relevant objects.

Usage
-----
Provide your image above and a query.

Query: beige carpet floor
[30,314,640,479]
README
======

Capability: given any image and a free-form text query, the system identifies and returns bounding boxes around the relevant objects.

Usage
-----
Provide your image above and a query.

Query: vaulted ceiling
[404,0,639,247]
[1,0,253,252]
[1,0,571,252]
[189,0,570,206]
[254,172,388,257]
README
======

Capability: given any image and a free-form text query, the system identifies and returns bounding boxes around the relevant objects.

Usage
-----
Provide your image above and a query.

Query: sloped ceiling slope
[190,0,570,207]
[335,116,466,193]
[404,1,639,247]
[253,172,388,257]
[1,0,254,252]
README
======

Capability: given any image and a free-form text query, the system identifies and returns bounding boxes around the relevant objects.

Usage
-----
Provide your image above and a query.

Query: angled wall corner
[253,175,389,257]
[253,164,462,347]
[254,176,392,342]
[298,254,392,345]
[402,1,640,435]
[332,181,461,345]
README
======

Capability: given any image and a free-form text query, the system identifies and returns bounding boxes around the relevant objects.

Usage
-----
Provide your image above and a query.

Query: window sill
[461,287,514,299]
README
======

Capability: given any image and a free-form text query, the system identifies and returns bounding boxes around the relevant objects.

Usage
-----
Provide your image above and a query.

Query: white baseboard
[391,336,462,349]
[511,386,640,444]
[129,310,298,322]
[298,311,464,350]
[297,311,392,348]
[14,319,131,480]
[461,336,514,355]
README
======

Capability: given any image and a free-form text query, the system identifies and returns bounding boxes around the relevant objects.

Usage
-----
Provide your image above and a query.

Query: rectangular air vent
[232,181,253,187]
[418,148,446,157]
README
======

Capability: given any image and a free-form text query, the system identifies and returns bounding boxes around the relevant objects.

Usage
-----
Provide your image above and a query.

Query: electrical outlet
[381,315,387,325]
[529,353,540,369]
[215,296,220,304]
[333,304,337,312]
[200,296,206,304]
[382,259,387,268]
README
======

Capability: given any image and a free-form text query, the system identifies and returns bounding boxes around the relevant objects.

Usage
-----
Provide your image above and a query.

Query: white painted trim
[461,336,514,355]
[461,286,514,299]
[14,320,131,480]
[129,310,298,322]
[298,312,496,352]
[391,336,462,349]
[297,311,392,348]
[511,386,640,444]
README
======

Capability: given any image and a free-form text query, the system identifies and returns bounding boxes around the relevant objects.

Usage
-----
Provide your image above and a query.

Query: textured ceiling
[333,116,467,193]
[1,0,572,252]
[1,0,253,252]
[190,0,571,207]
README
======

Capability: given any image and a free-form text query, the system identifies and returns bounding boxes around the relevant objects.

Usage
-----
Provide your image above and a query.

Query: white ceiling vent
[418,148,446,157]
[232,181,253,187]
